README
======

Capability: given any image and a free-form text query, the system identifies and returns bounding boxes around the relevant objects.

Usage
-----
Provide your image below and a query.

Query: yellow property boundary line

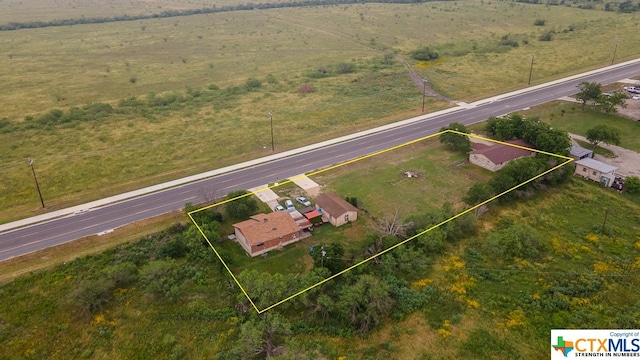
[188,130,574,313]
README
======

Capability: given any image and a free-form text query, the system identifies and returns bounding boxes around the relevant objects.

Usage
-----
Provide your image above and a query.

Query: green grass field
[312,139,493,217]
[3,1,640,358]
[203,138,487,285]
[521,100,640,152]
[2,1,640,223]
[1,172,638,358]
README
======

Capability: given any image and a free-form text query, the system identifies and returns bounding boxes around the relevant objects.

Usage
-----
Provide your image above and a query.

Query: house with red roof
[469,139,536,172]
[233,212,303,257]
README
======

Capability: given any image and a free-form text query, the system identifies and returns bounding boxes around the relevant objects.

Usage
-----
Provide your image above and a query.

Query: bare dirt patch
[570,133,640,178]
[618,98,640,121]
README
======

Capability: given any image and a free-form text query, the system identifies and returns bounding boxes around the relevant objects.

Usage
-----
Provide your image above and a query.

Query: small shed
[304,209,324,225]
[574,158,618,187]
[314,193,358,227]
[569,145,593,160]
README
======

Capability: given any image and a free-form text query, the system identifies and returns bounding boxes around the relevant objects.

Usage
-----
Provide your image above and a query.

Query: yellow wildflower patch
[593,261,613,274]
[437,328,452,338]
[506,310,526,328]
[571,297,591,306]
[466,299,480,309]
[443,255,465,272]
[411,278,433,289]
[585,234,600,244]
[92,314,106,325]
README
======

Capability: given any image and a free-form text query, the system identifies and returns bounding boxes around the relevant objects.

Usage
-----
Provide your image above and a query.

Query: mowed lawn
[520,100,640,152]
[312,139,494,219]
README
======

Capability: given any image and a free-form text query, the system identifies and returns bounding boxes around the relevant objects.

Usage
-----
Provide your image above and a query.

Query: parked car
[285,199,295,211]
[296,196,311,207]
[633,95,640,100]
[274,204,285,212]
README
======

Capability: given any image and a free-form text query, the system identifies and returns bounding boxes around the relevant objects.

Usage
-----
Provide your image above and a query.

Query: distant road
[1,60,640,261]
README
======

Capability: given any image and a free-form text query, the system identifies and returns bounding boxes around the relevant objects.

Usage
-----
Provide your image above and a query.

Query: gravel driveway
[570,133,640,178]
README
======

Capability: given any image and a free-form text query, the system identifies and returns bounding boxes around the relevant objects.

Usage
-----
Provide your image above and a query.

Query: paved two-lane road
[2,60,640,261]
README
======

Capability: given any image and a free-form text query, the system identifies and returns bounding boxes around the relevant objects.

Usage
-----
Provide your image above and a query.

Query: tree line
[439,120,573,207]
[0,0,451,31]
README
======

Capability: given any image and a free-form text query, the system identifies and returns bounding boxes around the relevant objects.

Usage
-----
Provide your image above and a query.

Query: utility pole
[601,208,609,234]
[611,38,620,65]
[269,111,274,152]
[28,158,45,208]
[528,55,535,85]
[421,79,427,113]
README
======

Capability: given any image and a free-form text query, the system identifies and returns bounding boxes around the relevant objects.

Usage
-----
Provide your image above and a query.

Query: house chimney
[263,218,268,223]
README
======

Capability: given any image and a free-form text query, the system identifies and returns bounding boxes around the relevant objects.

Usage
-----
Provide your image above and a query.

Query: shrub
[539,31,554,41]
[245,78,262,89]
[344,196,358,207]
[486,224,546,260]
[534,19,546,26]
[410,46,439,61]
[0,118,14,133]
[336,62,356,74]
[500,35,519,47]
[297,84,315,93]
[265,74,278,84]
[118,96,143,107]
[625,176,640,194]
[382,53,394,64]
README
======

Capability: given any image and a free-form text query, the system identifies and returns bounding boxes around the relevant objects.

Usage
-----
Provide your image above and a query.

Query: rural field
[200,137,492,300]
[2,0,640,223]
[1,134,638,358]
[2,1,640,358]
[521,99,640,152]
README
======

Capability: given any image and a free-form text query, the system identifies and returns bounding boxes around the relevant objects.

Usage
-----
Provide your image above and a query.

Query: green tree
[185,203,223,226]
[463,183,493,218]
[439,122,471,152]
[228,312,292,359]
[576,82,602,110]
[410,46,439,61]
[586,124,621,149]
[336,274,394,333]
[236,270,293,311]
[416,226,447,254]
[485,114,525,140]
[624,176,640,194]
[486,224,545,260]
[183,221,220,264]
[530,126,570,156]
[489,157,546,200]
[313,242,345,274]
[596,92,628,113]
[463,183,493,207]
[225,190,259,220]
[486,114,570,155]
